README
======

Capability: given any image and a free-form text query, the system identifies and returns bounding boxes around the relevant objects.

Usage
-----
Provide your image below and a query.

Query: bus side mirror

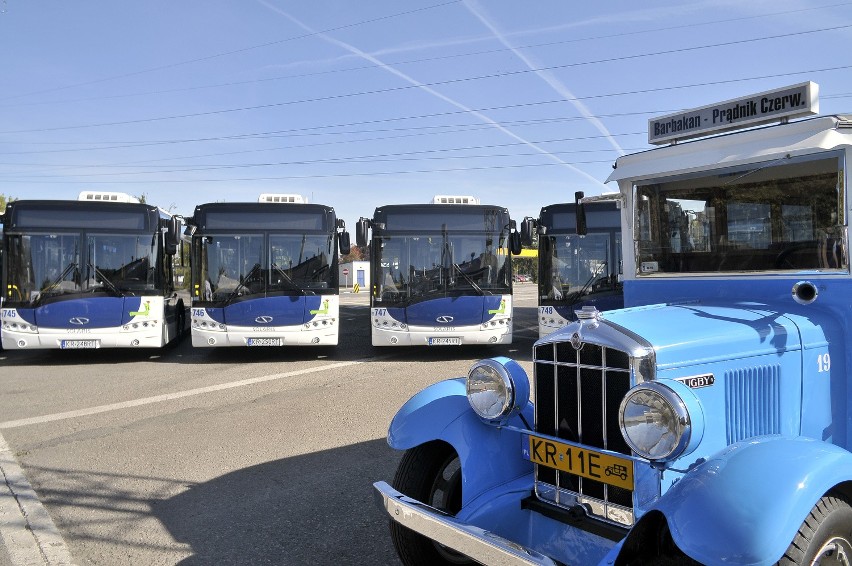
[356,218,370,247]
[520,217,536,247]
[339,231,351,255]
[509,221,522,255]
[510,232,522,255]
[575,191,587,236]
[165,216,180,255]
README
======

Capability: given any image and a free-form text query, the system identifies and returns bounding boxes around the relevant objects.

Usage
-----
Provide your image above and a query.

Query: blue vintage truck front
[375,290,850,565]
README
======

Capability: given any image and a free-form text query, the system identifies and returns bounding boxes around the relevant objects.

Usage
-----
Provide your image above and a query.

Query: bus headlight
[466,357,529,423]
[619,381,700,462]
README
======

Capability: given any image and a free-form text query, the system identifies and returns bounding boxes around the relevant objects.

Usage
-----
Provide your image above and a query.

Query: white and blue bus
[186,194,350,347]
[522,197,623,337]
[1,191,185,350]
[356,195,521,346]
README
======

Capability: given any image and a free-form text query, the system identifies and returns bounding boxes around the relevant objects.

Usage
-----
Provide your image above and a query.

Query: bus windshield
[374,231,510,305]
[6,232,158,305]
[199,233,333,303]
[635,153,847,274]
[540,233,621,303]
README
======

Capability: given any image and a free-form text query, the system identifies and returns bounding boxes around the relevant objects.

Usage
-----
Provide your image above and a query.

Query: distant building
[339,261,369,291]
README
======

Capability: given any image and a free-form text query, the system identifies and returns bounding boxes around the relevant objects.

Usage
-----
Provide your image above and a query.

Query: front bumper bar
[373,481,556,566]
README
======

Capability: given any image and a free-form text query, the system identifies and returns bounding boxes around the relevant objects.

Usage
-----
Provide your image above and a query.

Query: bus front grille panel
[533,342,633,511]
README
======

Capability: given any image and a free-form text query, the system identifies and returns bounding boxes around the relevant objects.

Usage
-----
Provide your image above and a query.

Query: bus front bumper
[374,481,556,566]
[1,328,164,349]
[190,326,338,347]
[371,323,512,346]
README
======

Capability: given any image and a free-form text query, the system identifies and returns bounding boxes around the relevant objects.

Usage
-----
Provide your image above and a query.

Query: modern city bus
[186,194,350,347]
[522,199,623,336]
[0,191,185,349]
[356,195,521,346]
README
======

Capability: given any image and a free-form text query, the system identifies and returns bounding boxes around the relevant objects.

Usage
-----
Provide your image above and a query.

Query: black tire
[176,304,186,340]
[165,306,185,347]
[778,495,852,565]
[389,441,473,566]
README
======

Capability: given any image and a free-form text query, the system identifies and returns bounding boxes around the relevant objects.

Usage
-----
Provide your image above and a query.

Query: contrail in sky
[463,0,625,157]
[258,0,608,189]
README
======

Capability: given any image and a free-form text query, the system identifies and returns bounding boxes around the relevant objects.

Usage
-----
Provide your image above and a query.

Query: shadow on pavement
[155,439,403,565]
[25,440,404,565]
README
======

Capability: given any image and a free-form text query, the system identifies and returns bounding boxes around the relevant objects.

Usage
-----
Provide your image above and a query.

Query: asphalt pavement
[0,284,541,565]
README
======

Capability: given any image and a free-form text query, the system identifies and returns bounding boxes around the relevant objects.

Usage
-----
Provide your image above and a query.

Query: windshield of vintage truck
[635,153,847,274]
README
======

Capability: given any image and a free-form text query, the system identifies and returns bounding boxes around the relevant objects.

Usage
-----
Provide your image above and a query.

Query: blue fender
[646,436,852,566]
[387,377,534,507]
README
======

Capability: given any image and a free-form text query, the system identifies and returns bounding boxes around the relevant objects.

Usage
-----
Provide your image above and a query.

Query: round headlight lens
[467,359,514,421]
[619,383,689,461]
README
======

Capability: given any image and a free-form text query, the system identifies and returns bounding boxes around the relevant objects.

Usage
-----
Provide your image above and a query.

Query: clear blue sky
[2,0,852,227]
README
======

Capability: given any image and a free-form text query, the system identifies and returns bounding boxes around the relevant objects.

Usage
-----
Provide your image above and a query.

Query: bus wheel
[779,495,852,565]
[176,303,186,339]
[390,441,472,566]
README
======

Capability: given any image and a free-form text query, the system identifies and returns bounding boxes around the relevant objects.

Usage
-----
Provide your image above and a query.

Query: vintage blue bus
[357,195,521,346]
[186,194,350,347]
[1,191,185,349]
[523,200,623,336]
[374,83,852,566]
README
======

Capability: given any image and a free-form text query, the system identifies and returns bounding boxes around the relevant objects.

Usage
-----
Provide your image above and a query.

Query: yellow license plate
[528,435,634,491]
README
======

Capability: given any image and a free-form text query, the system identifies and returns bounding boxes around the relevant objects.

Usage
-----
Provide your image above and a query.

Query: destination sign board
[648,81,819,145]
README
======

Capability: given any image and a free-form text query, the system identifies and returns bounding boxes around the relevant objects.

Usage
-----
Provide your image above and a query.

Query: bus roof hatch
[430,195,480,205]
[258,193,308,204]
[77,191,140,203]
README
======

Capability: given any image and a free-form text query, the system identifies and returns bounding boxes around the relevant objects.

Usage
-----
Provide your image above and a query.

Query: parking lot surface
[0,284,540,565]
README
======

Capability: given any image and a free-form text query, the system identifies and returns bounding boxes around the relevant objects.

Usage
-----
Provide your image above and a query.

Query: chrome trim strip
[374,482,557,566]
[575,348,583,497]
[601,347,608,505]
[536,317,656,378]
[554,346,562,506]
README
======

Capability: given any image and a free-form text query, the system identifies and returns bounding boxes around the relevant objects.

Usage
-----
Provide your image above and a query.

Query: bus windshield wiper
[565,262,606,302]
[451,263,488,295]
[271,262,313,295]
[89,264,125,297]
[46,261,77,290]
[224,263,265,303]
[391,289,432,307]
[35,261,78,304]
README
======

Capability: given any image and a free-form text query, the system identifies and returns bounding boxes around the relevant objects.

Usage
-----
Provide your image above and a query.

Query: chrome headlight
[466,357,529,422]
[619,382,694,462]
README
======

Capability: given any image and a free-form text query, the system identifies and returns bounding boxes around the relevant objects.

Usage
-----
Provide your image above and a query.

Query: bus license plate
[428,337,461,346]
[526,434,634,491]
[61,340,100,349]
[247,338,281,346]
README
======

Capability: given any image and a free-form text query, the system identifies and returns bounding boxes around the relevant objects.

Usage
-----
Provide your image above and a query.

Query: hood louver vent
[725,364,782,444]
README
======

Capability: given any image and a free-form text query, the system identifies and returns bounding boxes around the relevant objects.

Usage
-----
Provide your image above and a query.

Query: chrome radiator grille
[533,340,633,512]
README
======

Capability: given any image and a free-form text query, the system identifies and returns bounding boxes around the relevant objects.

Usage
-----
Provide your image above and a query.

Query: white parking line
[0,432,74,566]
[0,358,378,430]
